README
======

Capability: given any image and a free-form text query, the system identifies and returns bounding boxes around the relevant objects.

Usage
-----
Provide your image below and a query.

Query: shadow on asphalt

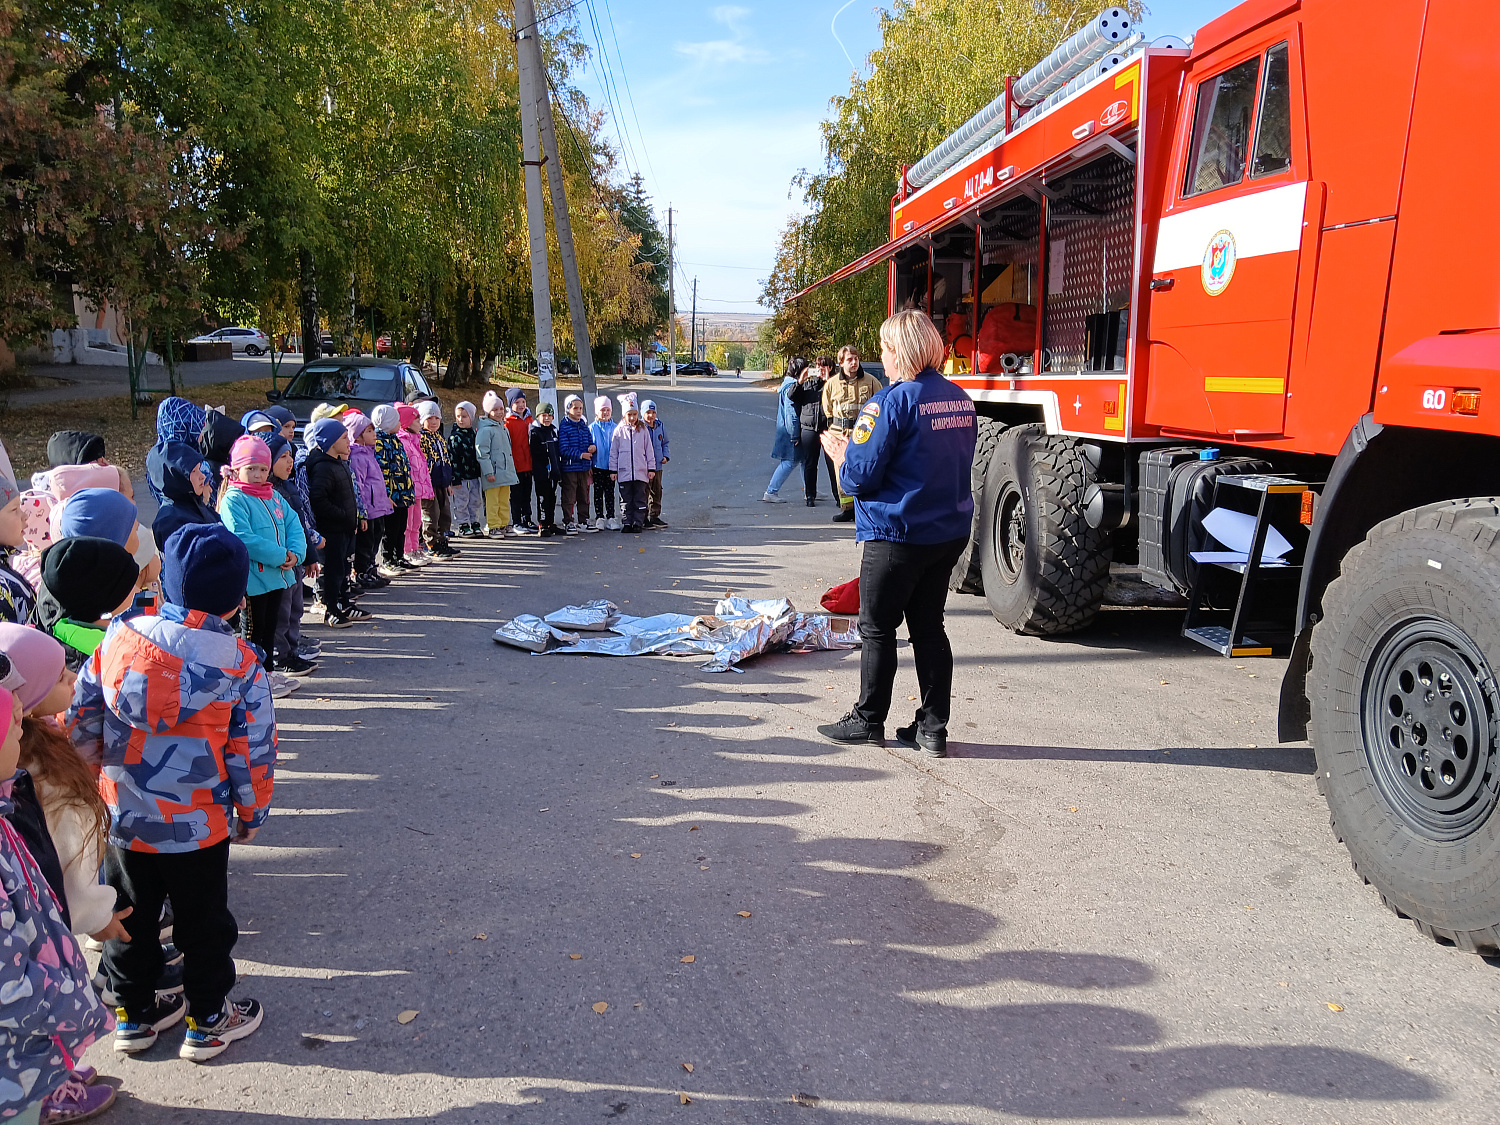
[101,533,1437,1123]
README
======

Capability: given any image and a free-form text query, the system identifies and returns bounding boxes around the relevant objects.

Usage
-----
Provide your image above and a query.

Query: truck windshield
[1184,56,1261,196]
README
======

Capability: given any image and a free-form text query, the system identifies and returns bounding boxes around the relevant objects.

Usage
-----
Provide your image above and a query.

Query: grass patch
[0,373,622,481]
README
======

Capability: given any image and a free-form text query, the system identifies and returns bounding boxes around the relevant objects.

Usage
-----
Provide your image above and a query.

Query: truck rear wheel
[1310,498,1500,953]
[978,424,1110,634]
[950,417,1007,594]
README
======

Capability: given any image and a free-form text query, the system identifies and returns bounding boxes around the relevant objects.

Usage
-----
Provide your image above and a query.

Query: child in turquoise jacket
[218,436,306,673]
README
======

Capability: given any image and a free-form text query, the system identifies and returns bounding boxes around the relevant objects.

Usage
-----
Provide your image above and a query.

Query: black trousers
[321,528,351,613]
[355,521,379,576]
[246,588,284,670]
[800,427,823,499]
[102,840,237,1020]
[382,504,409,564]
[534,474,557,528]
[854,537,968,735]
[592,468,616,518]
[619,479,648,528]
[510,471,534,525]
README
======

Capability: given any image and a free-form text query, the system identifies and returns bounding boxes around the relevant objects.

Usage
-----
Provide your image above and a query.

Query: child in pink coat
[395,404,433,560]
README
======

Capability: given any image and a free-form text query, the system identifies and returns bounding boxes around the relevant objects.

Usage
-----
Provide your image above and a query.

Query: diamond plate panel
[1043,154,1136,372]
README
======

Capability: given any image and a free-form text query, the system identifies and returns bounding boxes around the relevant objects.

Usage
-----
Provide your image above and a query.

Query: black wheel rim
[994,482,1026,583]
[1360,616,1500,841]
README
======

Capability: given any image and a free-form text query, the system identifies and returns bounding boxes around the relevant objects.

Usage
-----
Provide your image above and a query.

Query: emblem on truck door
[1201,230,1237,296]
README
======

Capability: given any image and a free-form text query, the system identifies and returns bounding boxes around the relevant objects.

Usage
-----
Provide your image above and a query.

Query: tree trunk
[410,300,432,371]
[299,247,320,361]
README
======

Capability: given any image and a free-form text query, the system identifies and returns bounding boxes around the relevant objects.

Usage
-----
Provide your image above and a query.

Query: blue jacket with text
[838,367,977,545]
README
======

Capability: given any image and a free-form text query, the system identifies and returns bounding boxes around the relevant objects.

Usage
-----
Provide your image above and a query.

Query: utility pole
[514,0,555,413]
[667,207,677,388]
[691,278,697,364]
[528,36,597,404]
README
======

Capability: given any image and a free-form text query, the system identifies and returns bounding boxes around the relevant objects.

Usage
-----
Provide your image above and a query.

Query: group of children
[463,389,670,536]
[0,375,677,1121]
[0,428,279,1122]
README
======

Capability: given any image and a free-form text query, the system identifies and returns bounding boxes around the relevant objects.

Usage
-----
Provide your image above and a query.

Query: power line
[581,0,637,181]
[598,0,658,192]
[680,260,773,271]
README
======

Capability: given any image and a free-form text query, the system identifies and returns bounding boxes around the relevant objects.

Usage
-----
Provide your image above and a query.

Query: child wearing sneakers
[476,392,518,538]
[449,402,483,538]
[610,393,656,534]
[306,418,369,628]
[396,404,433,566]
[503,389,537,532]
[418,402,458,558]
[345,412,395,584]
[68,522,275,1063]
[590,396,618,530]
[558,395,598,534]
[642,400,671,528]
[0,685,112,1121]
[529,402,563,537]
[371,405,416,572]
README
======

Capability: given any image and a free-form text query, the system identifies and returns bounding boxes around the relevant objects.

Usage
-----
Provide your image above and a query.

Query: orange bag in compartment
[975,303,1037,373]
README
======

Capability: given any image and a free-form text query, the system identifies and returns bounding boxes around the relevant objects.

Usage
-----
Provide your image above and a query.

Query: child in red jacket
[503,389,536,532]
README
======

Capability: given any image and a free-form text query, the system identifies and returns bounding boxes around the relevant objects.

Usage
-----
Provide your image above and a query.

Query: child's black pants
[102,840,238,1021]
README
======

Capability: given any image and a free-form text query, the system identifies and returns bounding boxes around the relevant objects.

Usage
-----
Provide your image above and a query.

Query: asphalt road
[82,378,1498,1123]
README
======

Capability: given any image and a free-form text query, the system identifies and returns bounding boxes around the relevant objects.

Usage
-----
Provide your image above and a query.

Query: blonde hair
[879,310,946,381]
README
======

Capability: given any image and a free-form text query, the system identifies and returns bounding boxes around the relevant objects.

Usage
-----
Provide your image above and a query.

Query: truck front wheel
[978,424,1110,635]
[1310,498,1500,952]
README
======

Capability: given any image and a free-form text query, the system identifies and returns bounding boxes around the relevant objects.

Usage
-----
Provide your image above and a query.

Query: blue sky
[570,1,1240,314]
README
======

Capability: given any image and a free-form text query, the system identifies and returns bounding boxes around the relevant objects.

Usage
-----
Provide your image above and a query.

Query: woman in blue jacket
[761,357,809,503]
[817,311,977,758]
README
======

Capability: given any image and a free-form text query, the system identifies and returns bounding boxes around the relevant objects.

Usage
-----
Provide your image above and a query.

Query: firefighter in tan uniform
[820,345,883,523]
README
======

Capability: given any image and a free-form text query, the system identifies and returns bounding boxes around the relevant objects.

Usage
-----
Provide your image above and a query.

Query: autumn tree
[764,0,1139,355]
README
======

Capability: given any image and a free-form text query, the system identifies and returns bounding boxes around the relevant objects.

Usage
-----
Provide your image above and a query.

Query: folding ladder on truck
[1181,475,1315,658]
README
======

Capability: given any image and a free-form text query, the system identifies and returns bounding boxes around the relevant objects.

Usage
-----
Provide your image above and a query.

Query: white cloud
[674,4,771,67]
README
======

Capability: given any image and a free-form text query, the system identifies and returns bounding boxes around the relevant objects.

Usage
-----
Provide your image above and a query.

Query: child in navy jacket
[642,399,670,529]
[558,395,598,535]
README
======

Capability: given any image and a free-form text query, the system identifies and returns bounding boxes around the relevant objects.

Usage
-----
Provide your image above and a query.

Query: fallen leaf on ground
[396,1010,418,1025]
[1068,806,1078,812]
[700,865,709,870]
[473,933,488,940]
[791,1092,820,1107]
[736,911,752,918]
[907,696,917,701]
[539,808,550,812]
[679,1093,693,1105]
[690,825,699,831]
[1326,1002,1343,1012]
[682,1062,694,1072]
[593,1002,609,1014]
[570,954,583,960]
[650,774,659,779]
[631,853,642,859]
[681,955,695,963]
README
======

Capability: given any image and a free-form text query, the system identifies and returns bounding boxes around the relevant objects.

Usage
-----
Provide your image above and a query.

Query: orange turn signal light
[1452,390,1481,416]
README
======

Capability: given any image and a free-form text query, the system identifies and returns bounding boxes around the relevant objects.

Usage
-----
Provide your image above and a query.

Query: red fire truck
[798,0,1500,953]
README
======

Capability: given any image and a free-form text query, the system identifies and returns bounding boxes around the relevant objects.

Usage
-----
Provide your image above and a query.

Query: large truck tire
[978,423,1110,635]
[1310,498,1500,953]
[949,417,1007,594]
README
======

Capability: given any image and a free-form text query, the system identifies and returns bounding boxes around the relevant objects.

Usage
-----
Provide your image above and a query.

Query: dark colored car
[665,360,718,378]
[267,357,433,431]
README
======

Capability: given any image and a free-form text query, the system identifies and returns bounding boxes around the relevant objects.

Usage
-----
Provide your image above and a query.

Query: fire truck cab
[800,0,1500,952]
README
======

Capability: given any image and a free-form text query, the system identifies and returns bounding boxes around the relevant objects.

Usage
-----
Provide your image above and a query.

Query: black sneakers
[816,712,884,745]
[895,724,947,758]
[114,993,186,1053]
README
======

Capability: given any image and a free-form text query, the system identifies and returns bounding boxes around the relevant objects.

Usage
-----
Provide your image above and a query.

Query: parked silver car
[189,326,271,355]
